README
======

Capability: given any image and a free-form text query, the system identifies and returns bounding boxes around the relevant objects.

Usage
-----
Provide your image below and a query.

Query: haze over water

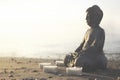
[0,0,120,58]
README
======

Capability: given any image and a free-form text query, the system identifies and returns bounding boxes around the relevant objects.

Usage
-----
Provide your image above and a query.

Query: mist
[0,0,120,58]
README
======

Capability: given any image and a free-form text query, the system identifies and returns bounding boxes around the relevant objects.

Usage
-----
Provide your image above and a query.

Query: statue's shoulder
[99,27,104,30]
[97,27,105,33]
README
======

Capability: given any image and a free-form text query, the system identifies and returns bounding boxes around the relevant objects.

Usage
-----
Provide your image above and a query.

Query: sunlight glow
[0,0,120,57]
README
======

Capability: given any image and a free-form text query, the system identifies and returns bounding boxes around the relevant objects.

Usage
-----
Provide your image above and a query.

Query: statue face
[86,13,90,25]
[86,13,93,27]
[86,12,100,27]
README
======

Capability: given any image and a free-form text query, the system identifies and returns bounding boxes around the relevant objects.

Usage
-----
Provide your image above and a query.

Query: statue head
[86,5,103,27]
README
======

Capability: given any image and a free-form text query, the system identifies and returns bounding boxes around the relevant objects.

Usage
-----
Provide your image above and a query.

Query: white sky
[0,0,120,57]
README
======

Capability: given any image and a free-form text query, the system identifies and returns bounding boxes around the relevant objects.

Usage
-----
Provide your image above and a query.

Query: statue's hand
[71,52,79,59]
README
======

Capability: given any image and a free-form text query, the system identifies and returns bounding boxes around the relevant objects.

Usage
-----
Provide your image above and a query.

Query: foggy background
[0,0,120,58]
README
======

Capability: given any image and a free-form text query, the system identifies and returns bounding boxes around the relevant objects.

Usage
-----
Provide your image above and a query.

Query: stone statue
[64,5,107,72]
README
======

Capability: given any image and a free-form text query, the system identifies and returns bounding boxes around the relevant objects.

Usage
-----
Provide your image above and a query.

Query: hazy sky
[0,0,120,57]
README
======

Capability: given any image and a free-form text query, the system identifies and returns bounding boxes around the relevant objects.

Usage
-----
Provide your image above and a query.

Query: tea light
[55,61,64,66]
[43,66,58,74]
[39,63,51,69]
[66,67,82,75]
